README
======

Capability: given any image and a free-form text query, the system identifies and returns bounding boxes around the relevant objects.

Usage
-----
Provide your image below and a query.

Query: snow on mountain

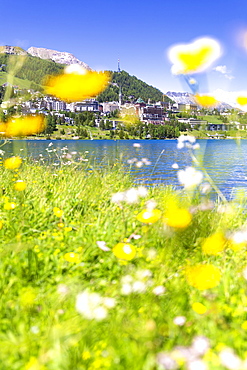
[166,90,234,110]
[27,46,91,70]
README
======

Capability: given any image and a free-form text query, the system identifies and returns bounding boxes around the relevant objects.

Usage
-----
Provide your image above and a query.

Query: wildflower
[136,209,162,224]
[156,352,179,370]
[219,348,242,370]
[186,264,221,290]
[4,156,22,169]
[64,252,80,263]
[177,167,203,189]
[191,336,210,356]
[44,70,110,102]
[228,230,247,251]
[173,316,186,326]
[153,286,166,295]
[241,321,247,330]
[14,180,27,191]
[20,287,36,307]
[113,242,136,261]
[168,37,221,75]
[2,115,45,137]
[195,94,218,107]
[4,202,16,210]
[0,221,3,230]
[187,360,208,370]
[192,302,207,314]
[164,207,192,229]
[76,290,114,320]
[53,207,64,217]
[96,241,111,252]
[202,232,226,255]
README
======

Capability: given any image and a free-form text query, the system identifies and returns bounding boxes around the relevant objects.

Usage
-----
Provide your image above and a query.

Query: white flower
[135,161,143,168]
[103,297,116,308]
[96,241,111,252]
[153,286,166,295]
[187,360,208,370]
[137,186,148,197]
[132,281,146,293]
[231,230,247,244]
[111,192,125,203]
[157,353,178,370]
[136,269,152,279]
[177,167,203,189]
[191,336,210,356]
[219,348,242,370]
[200,183,211,194]
[124,188,139,203]
[57,284,69,296]
[76,291,114,320]
[121,283,132,295]
[173,316,186,326]
[30,326,39,334]
[146,199,157,210]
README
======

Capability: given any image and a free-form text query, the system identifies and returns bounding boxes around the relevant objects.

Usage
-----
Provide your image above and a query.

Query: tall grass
[0,152,247,369]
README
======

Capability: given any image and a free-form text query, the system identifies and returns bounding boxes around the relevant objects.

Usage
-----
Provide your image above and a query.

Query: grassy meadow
[0,141,247,370]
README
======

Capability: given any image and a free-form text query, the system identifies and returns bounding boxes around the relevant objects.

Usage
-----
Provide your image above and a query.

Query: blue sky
[2,0,247,98]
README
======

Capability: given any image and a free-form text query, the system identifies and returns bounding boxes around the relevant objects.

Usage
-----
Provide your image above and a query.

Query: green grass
[0,147,247,369]
[201,115,223,124]
[0,71,42,90]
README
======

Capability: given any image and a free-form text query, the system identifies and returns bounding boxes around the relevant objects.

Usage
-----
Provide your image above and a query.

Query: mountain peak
[0,45,27,55]
[27,46,91,70]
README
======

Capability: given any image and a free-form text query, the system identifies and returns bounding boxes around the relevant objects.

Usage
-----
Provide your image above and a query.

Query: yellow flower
[0,221,3,230]
[44,70,110,102]
[113,242,136,261]
[4,156,22,169]
[136,209,161,224]
[195,94,218,107]
[4,202,16,210]
[237,96,247,106]
[202,232,226,255]
[53,207,64,217]
[2,116,45,137]
[168,37,221,75]
[163,207,192,229]
[241,321,247,330]
[228,241,246,251]
[57,222,64,228]
[64,252,80,263]
[192,302,207,314]
[20,288,36,306]
[185,264,221,290]
[14,180,27,191]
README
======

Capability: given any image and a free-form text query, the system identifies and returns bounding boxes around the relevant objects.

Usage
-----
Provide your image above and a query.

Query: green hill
[97,70,171,103]
[0,54,171,103]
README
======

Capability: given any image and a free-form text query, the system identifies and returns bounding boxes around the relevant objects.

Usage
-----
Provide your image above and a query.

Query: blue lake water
[2,139,247,199]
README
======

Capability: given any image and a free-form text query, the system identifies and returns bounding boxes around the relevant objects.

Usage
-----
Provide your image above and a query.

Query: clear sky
[2,0,247,99]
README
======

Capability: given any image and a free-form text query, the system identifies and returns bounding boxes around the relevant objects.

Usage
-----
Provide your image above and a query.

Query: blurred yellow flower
[163,207,192,229]
[20,288,36,306]
[237,96,247,106]
[136,209,161,224]
[2,116,45,137]
[202,232,226,255]
[4,156,22,169]
[44,70,110,102]
[57,222,64,228]
[192,302,207,314]
[241,321,247,330]
[186,264,221,290]
[168,37,221,75]
[113,242,136,261]
[4,202,16,210]
[64,252,80,263]
[53,207,64,217]
[0,221,3,230]
[14,180,27,191]
[195,94,218,107]
[228,240,246,252]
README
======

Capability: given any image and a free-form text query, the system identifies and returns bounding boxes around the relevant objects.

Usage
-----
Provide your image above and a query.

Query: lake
[2,138,247,199]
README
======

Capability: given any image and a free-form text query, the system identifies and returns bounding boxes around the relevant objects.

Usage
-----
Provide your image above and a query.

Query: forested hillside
[0,55,170,102]
[0,54,64,90]
[97,71,171,103]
